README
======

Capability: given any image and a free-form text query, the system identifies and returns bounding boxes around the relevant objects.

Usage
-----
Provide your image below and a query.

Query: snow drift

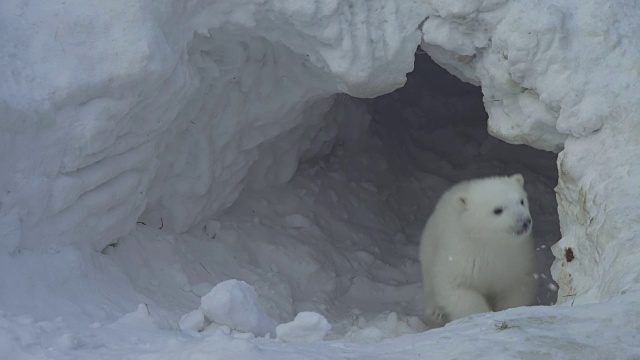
[1,0,640,358]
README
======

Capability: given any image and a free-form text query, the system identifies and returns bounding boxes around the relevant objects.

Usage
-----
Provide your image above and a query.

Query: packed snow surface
[1,0,640,359]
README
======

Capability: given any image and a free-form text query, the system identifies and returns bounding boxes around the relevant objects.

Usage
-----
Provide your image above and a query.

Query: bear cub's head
[458,174,532,239]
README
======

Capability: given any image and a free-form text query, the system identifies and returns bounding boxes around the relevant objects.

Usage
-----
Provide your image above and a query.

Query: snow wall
[1,0,640,353]
[1,0,426,252]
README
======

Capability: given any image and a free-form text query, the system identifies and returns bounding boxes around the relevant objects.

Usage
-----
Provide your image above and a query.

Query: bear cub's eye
[520,198,525,205]
[493,207,503,215]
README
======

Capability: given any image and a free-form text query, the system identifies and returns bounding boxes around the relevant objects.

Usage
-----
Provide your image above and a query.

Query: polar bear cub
[419,174,536,324]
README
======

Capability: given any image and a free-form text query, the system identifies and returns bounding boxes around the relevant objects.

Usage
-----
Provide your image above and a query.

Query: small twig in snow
[200,262,212,276]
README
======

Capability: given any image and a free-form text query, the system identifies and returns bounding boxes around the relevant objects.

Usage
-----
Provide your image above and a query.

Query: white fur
[419,174,536,324]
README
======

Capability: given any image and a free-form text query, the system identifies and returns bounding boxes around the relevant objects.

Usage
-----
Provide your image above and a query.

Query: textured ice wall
[420,0,640,303]
[0,0,428,252]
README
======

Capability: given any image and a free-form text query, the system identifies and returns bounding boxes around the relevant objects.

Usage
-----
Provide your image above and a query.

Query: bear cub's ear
[510,173,525,187]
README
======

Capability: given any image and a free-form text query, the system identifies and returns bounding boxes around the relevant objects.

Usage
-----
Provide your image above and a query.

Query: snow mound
[276,312,331,343]
[200,280,277,337]
[179,309,205,332]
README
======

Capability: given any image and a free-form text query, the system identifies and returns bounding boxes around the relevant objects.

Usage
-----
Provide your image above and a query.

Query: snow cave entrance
[107,53,560,340]
[365,53,561,307]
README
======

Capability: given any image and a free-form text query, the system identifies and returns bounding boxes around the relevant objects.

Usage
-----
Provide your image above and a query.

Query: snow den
[2,0,640,358]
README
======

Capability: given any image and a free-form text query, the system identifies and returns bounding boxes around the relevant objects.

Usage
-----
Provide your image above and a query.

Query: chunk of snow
[200,280,276,337]
[179,310,205,332]
[276,312,331,343]
[201,322,231,336]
